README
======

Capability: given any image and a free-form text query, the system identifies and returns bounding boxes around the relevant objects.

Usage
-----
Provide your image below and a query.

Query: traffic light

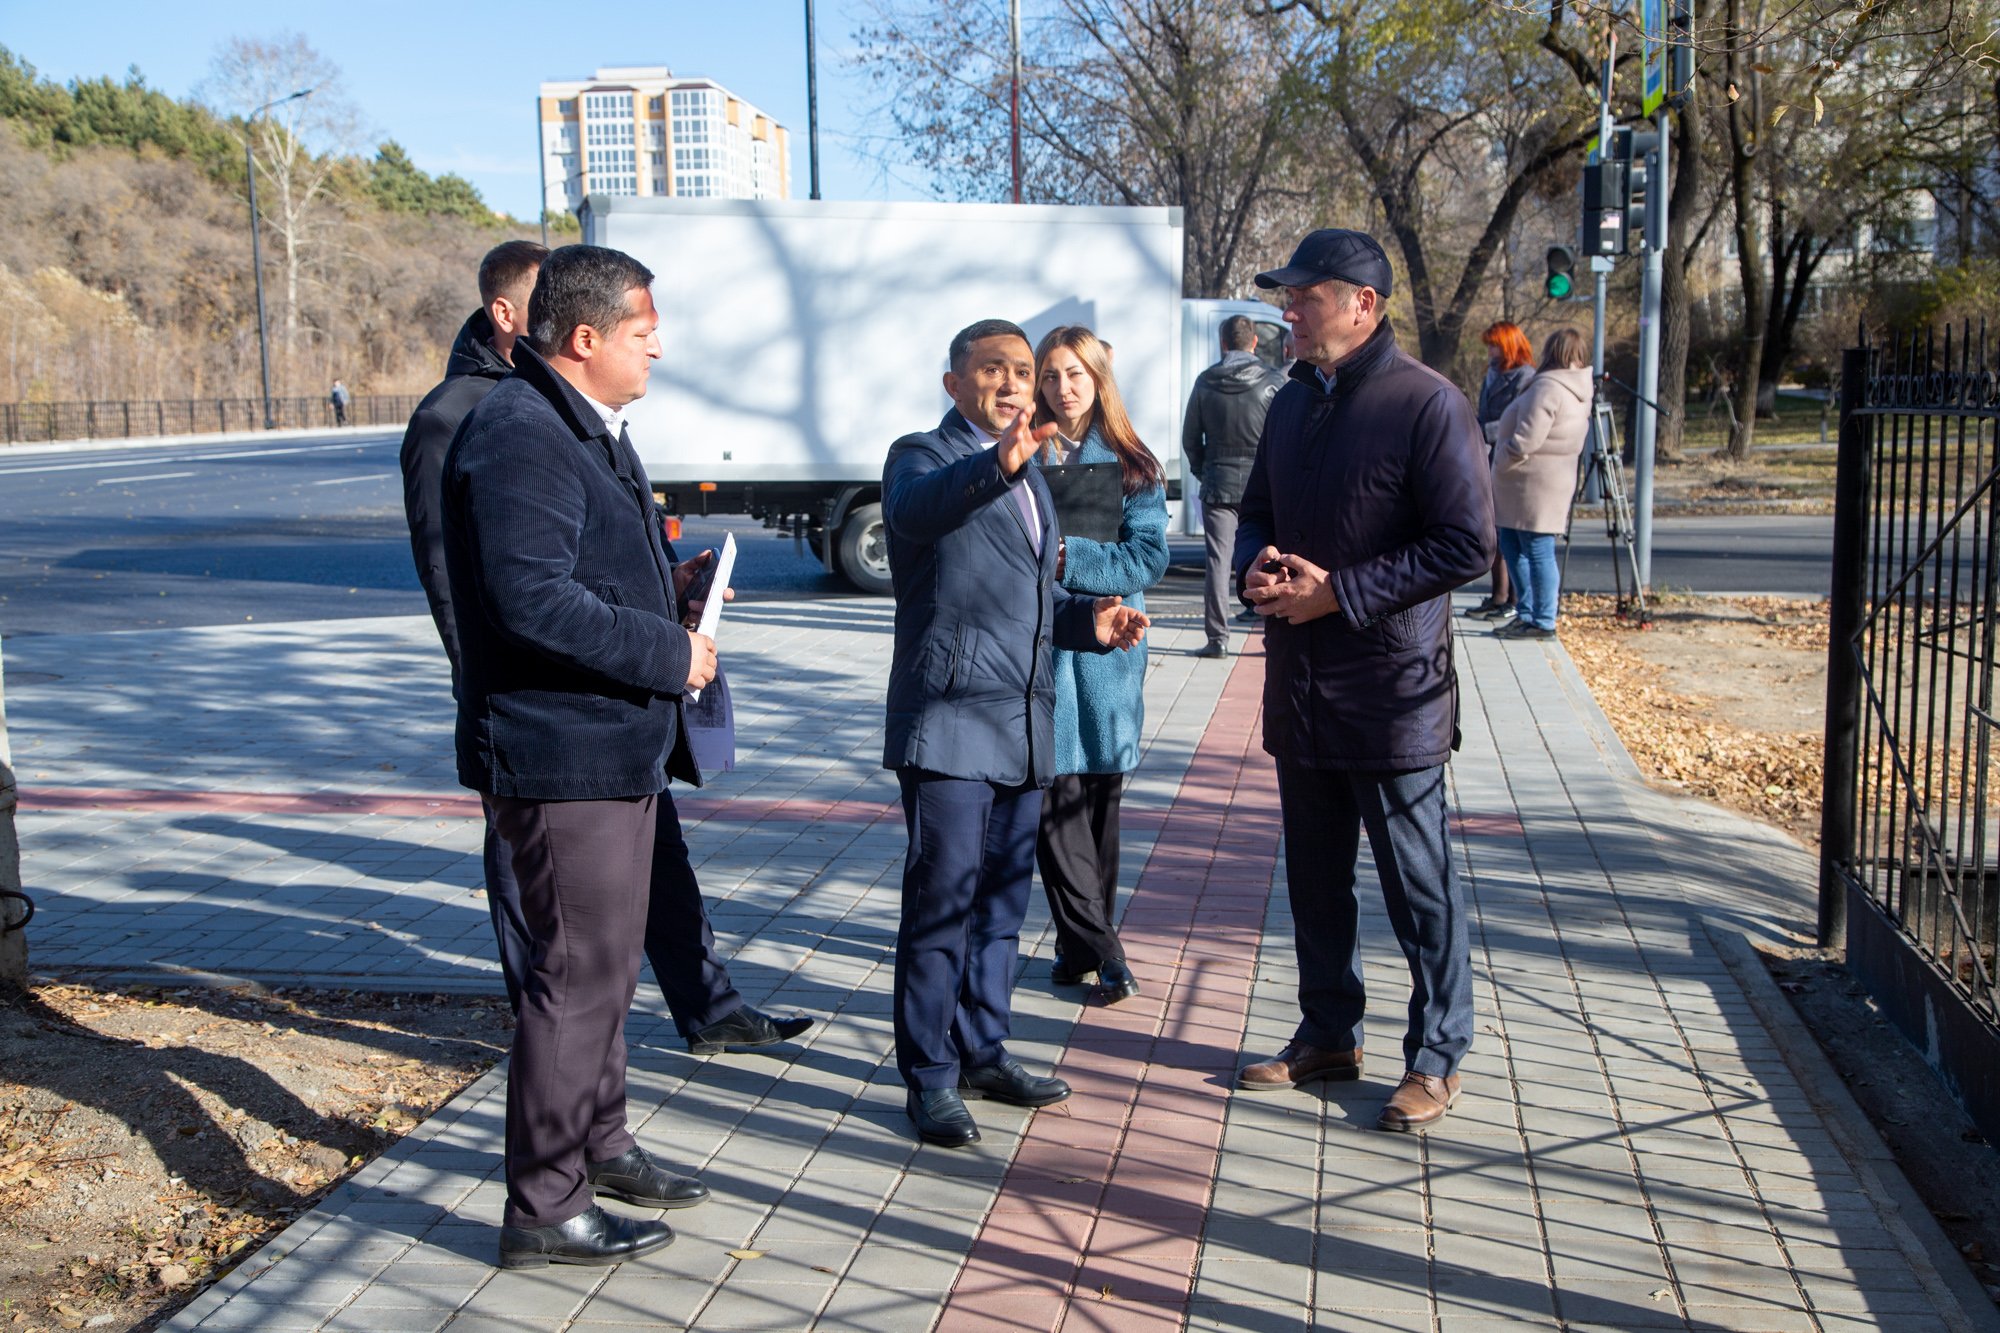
[1583,159,1629,256]
[1545,245,1577,300]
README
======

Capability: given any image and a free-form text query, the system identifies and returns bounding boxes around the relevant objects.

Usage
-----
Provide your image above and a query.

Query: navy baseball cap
[1254,228,1394,297]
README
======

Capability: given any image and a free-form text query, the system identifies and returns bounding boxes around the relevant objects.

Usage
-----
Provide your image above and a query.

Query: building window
[557,99,575,115]
[587,143,638,196]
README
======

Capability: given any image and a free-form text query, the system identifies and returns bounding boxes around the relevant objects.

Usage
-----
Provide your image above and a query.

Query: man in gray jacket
[1183,315,1283,657]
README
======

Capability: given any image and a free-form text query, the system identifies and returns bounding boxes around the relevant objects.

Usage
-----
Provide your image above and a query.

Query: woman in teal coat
[1031,325,1169,1002]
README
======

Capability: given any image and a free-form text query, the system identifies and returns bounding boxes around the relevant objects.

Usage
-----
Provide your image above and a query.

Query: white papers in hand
[687,531,736,702]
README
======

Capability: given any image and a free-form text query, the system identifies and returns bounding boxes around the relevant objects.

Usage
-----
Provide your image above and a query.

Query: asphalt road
[0,430,1835,639]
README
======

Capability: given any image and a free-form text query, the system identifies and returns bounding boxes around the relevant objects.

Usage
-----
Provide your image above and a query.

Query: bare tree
[199,34,364,374]
[852,0,1313,296]
[1263,0,1597,371]
[1709,0,1973,457]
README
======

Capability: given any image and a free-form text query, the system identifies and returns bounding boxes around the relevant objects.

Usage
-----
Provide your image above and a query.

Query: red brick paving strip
[936,648,1280,1333]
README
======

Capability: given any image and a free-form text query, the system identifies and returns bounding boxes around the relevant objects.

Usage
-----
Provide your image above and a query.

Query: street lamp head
[252,87,315,118]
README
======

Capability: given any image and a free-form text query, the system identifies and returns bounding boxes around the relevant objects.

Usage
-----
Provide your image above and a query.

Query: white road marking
[311,472,396,487]
[0,440,394,478]
[96,471,197,485]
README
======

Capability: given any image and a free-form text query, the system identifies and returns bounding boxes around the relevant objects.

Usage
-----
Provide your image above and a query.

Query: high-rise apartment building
[538,66,790,214]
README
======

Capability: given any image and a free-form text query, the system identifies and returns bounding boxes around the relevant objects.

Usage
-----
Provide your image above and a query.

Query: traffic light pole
[1632,115,1668,589]
[1589,44,1613,384]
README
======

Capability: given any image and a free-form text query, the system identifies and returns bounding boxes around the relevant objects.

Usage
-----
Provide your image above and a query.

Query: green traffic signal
[1544,244,1577,301]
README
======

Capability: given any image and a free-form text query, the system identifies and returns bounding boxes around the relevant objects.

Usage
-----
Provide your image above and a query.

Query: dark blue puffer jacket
[1234,320,1495,772]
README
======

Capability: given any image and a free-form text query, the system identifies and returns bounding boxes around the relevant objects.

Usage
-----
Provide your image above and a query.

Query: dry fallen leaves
[1561,594,1826,843]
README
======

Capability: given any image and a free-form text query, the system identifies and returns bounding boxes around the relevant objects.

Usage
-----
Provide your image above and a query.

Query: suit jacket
[882,408,1106,787]
[442,340,700,800]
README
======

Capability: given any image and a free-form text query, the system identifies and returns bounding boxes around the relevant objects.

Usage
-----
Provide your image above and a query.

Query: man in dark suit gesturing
[884,319,1149,1148]
[444,245,718,1268]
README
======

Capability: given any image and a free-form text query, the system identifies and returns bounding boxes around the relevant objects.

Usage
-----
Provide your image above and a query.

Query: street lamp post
[245,88,311,431]
[804,0,822,200]
[1009,0,1022,204]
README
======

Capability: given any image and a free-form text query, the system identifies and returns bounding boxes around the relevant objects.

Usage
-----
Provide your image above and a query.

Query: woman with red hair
[1464,321,1537,622]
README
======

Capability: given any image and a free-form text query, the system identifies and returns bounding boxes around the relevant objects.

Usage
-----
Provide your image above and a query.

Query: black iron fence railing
[1821,323,2000,1148]
[0,395,423,444]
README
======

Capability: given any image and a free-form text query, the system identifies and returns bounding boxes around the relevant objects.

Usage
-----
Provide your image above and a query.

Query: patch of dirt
[0,982,509,1332]
[1757,947,2000,1309]
[1648,451,1837,515]
[1560,592,1828,846]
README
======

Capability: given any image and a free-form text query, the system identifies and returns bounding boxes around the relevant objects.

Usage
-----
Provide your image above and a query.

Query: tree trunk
[0,643,25,992]
[1658,72,1705,465]
[1722,0,1764,461]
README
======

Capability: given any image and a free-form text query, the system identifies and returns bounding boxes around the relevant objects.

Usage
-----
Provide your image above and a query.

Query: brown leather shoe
[1376,1071,1461,1131]
[1237,1041,1363,1092]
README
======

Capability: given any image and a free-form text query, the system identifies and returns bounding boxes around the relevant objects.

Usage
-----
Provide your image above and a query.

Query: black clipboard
[1039,462,1123,543]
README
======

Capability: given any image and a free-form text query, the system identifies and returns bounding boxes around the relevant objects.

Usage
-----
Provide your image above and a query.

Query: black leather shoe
[499,1204,674,1269]
[688,1004,815,1055]
[1097,958,1140,1003]
[1194,642,1229,659]
[907,1088,981,1147]
[959,1056,1071,1108]
[586,1146,708,1210]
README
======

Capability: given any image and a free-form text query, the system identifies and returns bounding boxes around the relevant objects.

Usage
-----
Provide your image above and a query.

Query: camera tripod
[1558,392,1651,626]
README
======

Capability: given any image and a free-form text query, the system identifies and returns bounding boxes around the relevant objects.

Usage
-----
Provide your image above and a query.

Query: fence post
[1819,344,1871,949]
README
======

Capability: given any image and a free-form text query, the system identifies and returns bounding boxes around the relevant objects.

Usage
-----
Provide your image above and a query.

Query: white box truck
[580,196,1284,593]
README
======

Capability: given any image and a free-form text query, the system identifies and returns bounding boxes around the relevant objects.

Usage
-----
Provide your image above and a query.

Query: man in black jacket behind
[443,245,723,1268]
[401,242,807,1061]
[1183,314,1284,657]
[402,240,544,1007]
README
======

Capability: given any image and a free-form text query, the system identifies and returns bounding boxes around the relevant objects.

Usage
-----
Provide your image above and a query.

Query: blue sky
[3,0,930,217]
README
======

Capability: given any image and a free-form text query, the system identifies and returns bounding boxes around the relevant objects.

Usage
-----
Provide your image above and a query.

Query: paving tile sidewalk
[7,592,1995,1332]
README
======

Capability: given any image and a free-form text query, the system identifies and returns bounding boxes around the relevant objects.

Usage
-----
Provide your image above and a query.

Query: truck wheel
[837,502,894,595]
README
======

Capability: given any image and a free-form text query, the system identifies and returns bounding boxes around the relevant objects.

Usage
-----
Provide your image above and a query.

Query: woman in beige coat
[1491,328,1592,640]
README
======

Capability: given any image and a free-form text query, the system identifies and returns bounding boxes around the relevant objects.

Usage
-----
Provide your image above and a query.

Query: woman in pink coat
[1490,328,1592,641]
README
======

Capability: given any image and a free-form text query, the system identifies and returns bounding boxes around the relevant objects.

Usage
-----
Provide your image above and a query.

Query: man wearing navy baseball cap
[1231,228,1495,1132]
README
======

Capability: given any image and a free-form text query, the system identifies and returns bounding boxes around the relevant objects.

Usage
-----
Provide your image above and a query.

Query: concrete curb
[1537,618,1999,1328]
[1707,925,2000,1332]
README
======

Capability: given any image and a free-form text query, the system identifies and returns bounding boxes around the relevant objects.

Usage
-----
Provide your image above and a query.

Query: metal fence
[0,394,423,444]
[1821,324,2000,1147]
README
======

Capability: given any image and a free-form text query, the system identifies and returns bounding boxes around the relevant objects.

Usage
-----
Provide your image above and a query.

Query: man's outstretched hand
[997,400,1059,478]
[1093,595,1150,650]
